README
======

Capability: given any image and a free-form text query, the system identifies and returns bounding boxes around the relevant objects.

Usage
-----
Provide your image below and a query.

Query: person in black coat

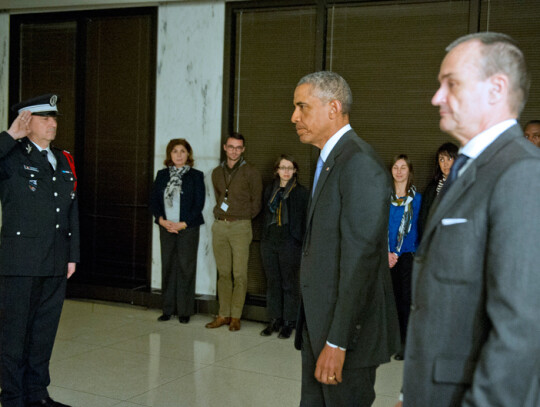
[418,142,458,239]
[150,138,205,324]
[259,154,308,339]
[0,94,79,407]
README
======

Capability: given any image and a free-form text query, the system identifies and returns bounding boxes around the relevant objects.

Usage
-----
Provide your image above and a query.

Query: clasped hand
[159,217,187,234]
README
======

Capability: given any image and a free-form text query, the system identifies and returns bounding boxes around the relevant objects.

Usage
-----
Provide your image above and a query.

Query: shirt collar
[460,119,517,159]
[29,140,51,154]
[320,124,352,162]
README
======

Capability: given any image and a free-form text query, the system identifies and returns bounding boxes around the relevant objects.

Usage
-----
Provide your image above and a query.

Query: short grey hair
[297,71,353,115]
[447,32,529,115]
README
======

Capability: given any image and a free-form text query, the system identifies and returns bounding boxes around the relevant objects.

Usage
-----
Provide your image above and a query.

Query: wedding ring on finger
[328,375,336,381]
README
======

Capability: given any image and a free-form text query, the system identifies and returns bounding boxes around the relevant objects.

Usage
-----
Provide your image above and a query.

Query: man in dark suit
[401,33,540,406]
[292,71,399,406]
[0,94,79,407]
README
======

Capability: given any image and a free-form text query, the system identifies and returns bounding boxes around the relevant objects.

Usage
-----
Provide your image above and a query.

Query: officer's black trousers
[0,275,66,407]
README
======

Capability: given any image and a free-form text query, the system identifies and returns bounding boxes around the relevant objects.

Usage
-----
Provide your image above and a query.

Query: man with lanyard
[206,132,262,332]
[0,94,79,407]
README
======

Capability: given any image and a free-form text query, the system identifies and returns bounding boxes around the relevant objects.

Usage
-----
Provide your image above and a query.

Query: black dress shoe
[179,316,190,324]
[260,318,282,336]
[27,396,71,407]
[278,321,294,339]
[157,314,171,321]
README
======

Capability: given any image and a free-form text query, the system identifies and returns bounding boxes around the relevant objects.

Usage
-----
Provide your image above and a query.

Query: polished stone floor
[44,299,403,406]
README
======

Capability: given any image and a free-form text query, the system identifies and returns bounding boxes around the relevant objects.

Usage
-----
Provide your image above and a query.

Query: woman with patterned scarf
[388,154,422,360]
[150,139,205,324]
[259,154,308,339]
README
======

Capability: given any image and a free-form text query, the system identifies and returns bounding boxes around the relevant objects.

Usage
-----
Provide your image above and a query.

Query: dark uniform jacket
[0,132,80,276]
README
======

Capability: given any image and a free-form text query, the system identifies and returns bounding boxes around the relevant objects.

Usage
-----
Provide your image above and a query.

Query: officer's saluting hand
[6,110,32,140]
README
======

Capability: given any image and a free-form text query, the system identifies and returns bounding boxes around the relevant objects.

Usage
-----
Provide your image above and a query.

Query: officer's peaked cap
[11,93,59,117]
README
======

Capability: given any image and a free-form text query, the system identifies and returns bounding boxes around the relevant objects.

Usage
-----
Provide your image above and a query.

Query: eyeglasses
[225,145,244,151]
[278,166,295,171]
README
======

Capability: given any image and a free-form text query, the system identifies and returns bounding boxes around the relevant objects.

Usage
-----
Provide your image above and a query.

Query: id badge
[220,201,229,212]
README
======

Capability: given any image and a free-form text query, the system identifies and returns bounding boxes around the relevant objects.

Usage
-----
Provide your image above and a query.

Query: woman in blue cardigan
[150,139,205,323]
[388,154,421,360]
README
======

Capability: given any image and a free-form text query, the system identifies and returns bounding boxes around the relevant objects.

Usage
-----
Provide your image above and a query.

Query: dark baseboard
[66,283,268,322]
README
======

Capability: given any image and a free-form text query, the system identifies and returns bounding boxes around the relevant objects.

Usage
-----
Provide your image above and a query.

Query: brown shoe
[229,318,241,331]
[205,316,231,329]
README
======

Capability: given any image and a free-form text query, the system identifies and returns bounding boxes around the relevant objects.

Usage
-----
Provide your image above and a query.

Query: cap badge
[49,95,57,107]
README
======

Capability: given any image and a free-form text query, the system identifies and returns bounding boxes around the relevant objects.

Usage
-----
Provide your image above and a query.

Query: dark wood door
[11,9,156,293]
[80,14,155,289]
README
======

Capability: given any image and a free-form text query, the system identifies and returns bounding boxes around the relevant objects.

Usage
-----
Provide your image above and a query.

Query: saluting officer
[0,94,79,407]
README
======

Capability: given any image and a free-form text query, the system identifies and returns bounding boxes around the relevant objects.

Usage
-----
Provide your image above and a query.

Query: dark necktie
[440,153,469,197]
[41,150,54,172]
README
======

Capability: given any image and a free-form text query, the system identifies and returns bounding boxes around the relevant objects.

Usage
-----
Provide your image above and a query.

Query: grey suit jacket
[403,124,540,406]
[295,129,400,368]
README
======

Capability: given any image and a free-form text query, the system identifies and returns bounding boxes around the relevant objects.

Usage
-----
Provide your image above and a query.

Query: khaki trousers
[212,219,252,318]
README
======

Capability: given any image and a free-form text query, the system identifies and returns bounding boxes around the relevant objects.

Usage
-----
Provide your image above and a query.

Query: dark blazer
[0,132,80,276]
[403,125,540,406]
[261,180,309,243]
[150,167,205,228]
[417,178,438,240]
[295,130,400,368]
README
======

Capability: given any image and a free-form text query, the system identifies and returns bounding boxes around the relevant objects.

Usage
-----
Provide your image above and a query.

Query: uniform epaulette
[51,145,65,152]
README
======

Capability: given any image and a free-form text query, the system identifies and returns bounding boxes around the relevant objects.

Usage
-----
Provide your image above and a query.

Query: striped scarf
[435,175,446,195]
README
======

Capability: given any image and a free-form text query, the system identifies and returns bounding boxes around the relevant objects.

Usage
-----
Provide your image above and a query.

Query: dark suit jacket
[150,167,205,229]
[403,124,540,406]
[418,177,439,240]
[295,129,400,368]
[0,132,80,276]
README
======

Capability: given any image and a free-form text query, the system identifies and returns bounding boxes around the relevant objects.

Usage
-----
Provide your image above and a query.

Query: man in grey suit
[401,33,540,406]
[292,71,399,406]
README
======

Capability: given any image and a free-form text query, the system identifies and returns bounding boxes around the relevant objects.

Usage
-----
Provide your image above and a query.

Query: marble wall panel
[153,1,225,294]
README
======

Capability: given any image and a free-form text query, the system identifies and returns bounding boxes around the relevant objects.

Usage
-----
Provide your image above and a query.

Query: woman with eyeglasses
[260,154,308,339]
[150,138,205,324]
[388,154,422,360]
